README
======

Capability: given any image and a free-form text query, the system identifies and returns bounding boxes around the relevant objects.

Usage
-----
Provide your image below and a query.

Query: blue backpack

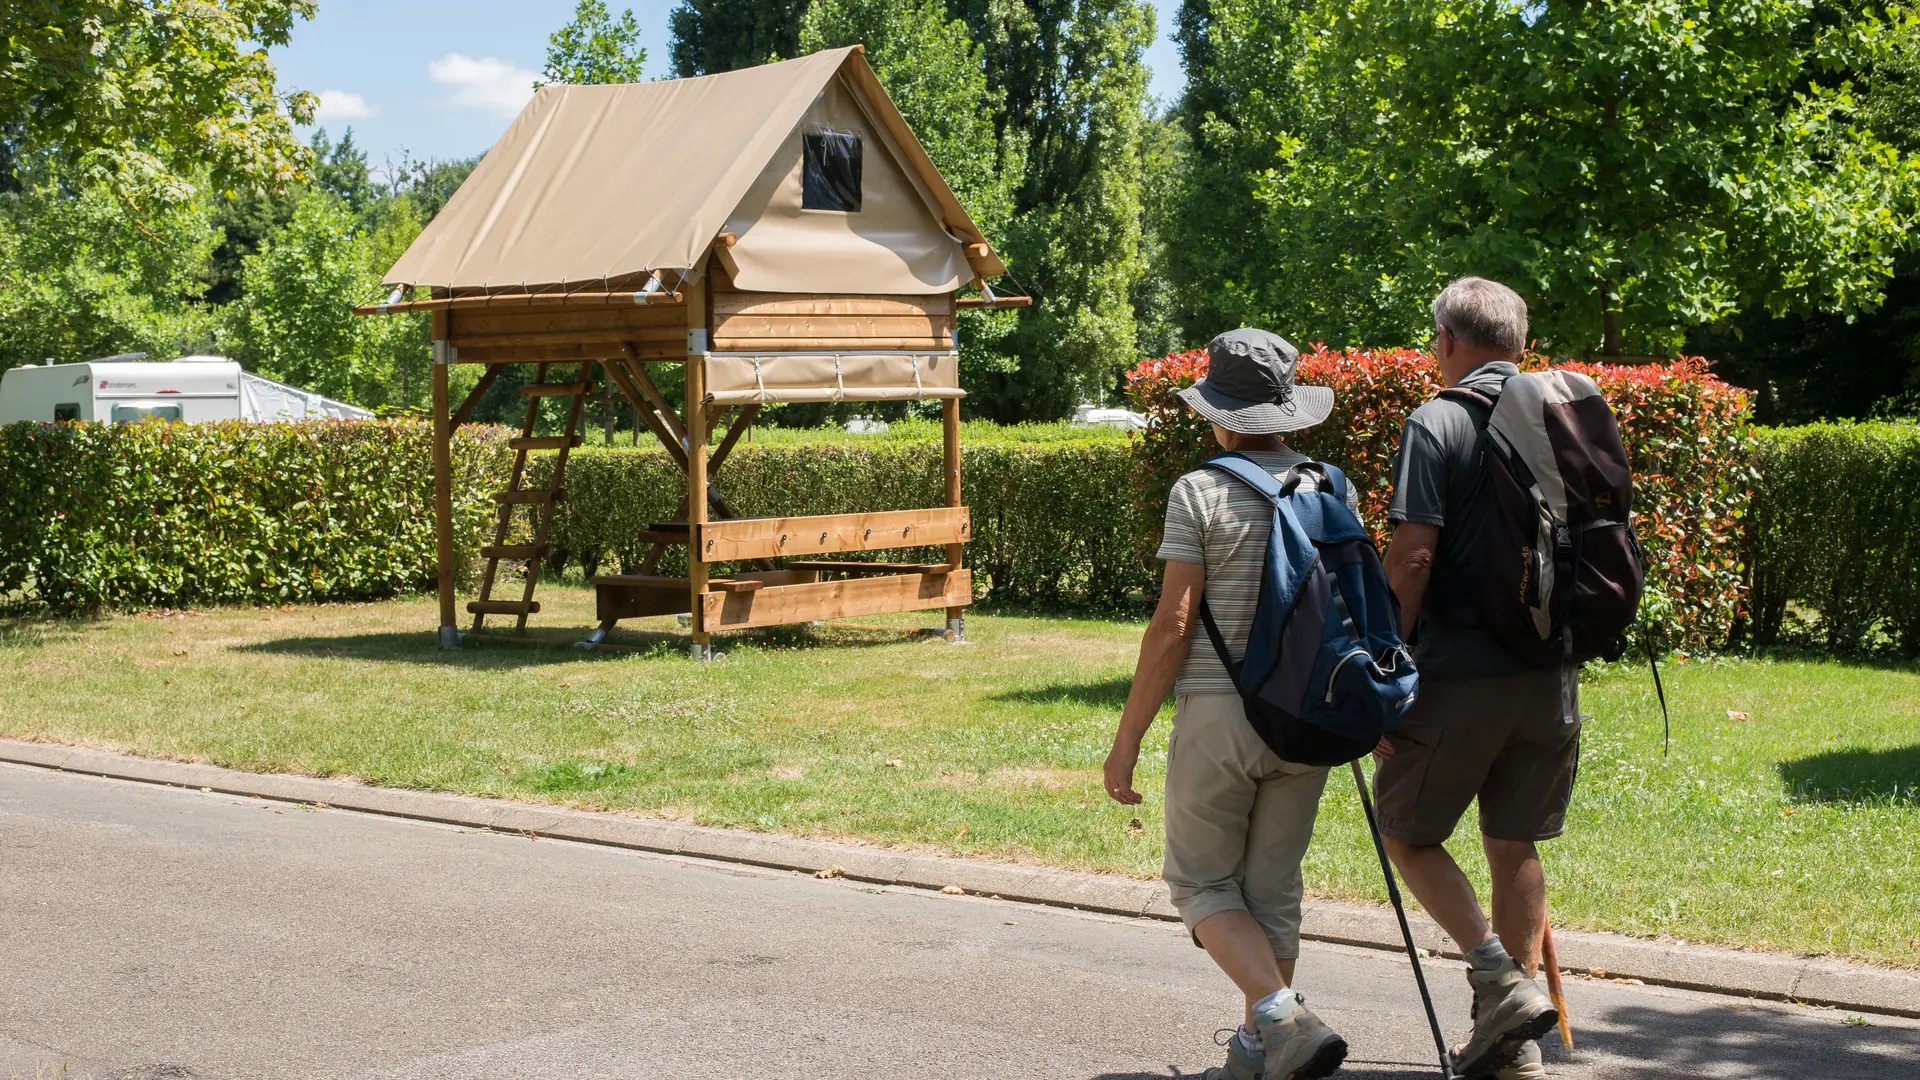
[1194,454,1420,766]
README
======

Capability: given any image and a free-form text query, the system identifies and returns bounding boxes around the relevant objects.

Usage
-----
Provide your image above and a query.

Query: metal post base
[945,616,967,644]
[690,641,714,662]
[437,624,463,650]
[574,622,613,650]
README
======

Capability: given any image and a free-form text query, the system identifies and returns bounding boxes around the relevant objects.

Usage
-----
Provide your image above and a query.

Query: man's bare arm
[1104,559,1206,805]
[1385,522,1440,634]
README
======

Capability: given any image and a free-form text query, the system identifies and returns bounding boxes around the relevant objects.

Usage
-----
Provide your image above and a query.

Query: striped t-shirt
[1156,450,1360,695]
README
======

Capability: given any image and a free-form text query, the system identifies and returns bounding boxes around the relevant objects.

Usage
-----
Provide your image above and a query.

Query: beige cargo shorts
[1162,693,1331,959]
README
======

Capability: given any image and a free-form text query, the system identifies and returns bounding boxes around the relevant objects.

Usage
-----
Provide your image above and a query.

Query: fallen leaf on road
[1003,921,1018,926]
[199,787,211,793]
[171,650,188,657]
[940,885,965,895]
[1589,968,1609,979]
[815,866,846,879]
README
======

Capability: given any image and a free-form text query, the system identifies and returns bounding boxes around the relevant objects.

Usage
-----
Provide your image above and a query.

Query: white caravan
[0,355,373,425]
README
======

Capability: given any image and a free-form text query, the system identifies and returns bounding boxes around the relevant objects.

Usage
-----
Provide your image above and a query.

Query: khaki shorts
[1162,694,1330,959]
[1374,668,1581,847]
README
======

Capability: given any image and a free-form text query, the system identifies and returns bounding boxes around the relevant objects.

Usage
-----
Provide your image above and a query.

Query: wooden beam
[711,336,952,352]
[696,507,971,563]
[716,231,738,247]
[943,396,966,627]
[430,358,456,641]
[449,365,501,429]
[685,266,710,651]
[454,327,683,350]
[627,355,689,448]
[701,571,972,631]
[708,403,758,476]
[451,306,689,336]
[783,561,953,575]
[456,340,684,364]
[355,291,684,316]
[601,360,689,472]
[519,379,595,398]
[955,295,1033,310]
[710,314,953,340]
[712,293,953,317]
[966,243,991,259]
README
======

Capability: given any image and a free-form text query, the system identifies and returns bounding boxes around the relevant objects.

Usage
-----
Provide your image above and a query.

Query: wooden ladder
[468,361,593,633]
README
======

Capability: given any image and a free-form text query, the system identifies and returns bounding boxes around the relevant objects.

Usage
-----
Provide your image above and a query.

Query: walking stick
[1349,758,1457,1080]
[1540,919,1573,1051]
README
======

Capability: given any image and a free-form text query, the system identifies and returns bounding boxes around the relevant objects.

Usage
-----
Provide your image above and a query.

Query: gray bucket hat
[1177,328,1335,435]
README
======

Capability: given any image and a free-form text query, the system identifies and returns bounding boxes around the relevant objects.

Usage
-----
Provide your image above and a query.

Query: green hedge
[0,420,512,611]
[1747,422,1920,652]
[547,438,1149,603]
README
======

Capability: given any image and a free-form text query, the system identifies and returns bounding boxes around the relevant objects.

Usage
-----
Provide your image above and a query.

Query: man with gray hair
[1375,277,1570,1078]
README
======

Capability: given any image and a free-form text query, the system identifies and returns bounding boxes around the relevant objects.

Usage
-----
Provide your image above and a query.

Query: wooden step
[466,599,542,615]
[508,436,583,451]
[494,488,565,505]
[520,380,595,398]
[482,544,550,560]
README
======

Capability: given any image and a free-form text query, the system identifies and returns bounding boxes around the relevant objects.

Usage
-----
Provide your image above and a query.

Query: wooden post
[942,395,965,643]
[430,314,459,648]
[685,267,711,660]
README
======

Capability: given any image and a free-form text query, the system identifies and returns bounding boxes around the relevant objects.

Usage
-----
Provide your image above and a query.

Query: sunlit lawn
[1,586,1915,967]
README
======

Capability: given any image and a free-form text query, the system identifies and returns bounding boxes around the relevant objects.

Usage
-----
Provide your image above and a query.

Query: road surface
[1,762,1915,1079]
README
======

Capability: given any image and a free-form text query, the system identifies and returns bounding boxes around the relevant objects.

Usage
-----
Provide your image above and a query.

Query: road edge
[3,737,1914,1019]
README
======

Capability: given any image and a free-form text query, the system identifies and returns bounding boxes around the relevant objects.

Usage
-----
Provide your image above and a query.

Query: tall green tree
[1,0,318,202]
[1174,0,1920,358]
[668,0,809,75]
[539,0,648,85]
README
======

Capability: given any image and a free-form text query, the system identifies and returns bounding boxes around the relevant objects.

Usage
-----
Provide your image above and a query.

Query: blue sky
[273,1,1185,171]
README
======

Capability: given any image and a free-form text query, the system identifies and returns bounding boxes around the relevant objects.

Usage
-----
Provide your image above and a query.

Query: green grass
[1,587,1915,967]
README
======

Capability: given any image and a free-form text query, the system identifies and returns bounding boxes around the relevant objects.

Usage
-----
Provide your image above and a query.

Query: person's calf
[1483,836,1545,976]
[1382,836,1494,955]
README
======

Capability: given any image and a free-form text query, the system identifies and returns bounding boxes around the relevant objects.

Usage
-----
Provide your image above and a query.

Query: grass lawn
[2,586,1916,968]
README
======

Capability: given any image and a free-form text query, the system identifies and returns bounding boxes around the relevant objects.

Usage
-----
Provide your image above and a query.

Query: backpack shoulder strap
[1199,452,1287,501]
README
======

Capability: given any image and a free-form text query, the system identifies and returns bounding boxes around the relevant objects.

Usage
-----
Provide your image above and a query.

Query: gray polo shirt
[1157,450,1358,695]
[1387,361,1531,680]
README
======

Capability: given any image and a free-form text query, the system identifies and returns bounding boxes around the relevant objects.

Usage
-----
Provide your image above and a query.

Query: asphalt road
[1,762,1916,1080]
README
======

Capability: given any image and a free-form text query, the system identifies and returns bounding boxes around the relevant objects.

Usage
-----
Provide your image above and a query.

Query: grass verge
[1,587,1915,967]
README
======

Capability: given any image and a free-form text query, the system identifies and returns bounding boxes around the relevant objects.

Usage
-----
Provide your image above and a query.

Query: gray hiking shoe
[1452,959,1559,1077]
[1202,1029,1263,1080]
[1252,992,1348,1080]
[1451,1036,1546,1079]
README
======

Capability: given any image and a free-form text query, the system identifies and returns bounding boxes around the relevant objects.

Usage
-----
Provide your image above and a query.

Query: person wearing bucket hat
[1106,328,1353,1080]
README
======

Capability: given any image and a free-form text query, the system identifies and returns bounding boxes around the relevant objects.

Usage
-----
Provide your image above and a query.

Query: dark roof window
[803,130,862,212]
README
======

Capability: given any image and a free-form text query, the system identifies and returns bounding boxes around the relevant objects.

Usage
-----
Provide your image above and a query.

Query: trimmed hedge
[1748,422,1920,653]
[0,420,512,611]
[1127,348,1755,651]
[547,439,1149,603]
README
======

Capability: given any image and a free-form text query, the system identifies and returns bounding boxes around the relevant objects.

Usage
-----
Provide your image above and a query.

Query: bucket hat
[1177,328,1335,435]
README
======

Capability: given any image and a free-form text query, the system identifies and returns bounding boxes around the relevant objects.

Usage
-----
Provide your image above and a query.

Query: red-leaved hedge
[1126,347,1754,650]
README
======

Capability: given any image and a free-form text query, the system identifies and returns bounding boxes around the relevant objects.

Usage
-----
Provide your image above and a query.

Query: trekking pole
[1541,918,1573,1051]
[1349,759,1456,1080]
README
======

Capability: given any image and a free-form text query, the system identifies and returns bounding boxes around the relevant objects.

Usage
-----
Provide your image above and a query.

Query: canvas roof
[381,47,1004,295]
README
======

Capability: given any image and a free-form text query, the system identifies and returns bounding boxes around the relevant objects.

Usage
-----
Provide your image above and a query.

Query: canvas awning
[381,47,1004,297]
[702,351,962,404]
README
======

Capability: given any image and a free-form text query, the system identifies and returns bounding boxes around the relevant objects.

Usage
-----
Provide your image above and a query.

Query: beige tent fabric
[702,351,963,404]
[716,76,967,294]
[381,47,1001,294]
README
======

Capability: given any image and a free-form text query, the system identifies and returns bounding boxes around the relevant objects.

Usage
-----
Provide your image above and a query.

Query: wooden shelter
[355,46,1026,657]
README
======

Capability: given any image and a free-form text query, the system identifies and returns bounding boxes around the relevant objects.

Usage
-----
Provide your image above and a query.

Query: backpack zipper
[1325,647,1371,703]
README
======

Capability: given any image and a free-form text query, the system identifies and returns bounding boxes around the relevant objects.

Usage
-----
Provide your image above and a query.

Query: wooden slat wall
[448,303,689,363]
[710,269,955,352]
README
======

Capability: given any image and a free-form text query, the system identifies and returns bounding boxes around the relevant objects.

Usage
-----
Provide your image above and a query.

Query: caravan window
[54,404,79,422]
[110,402,183,424]
[802,131,862,212]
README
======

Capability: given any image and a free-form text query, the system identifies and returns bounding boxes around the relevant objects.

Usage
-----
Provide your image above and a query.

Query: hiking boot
[1452,960,1559,1077]
[1202,1029,1263,1080]
[1452,1036,1546,1079]
[1252,992,1348,1080]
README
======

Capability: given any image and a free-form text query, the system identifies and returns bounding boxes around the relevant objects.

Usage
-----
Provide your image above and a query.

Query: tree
[1173,0,1920,358]
[1,0,318,202]
[668,0,810,75]
[0,181,221,371]
[539,0,648,86]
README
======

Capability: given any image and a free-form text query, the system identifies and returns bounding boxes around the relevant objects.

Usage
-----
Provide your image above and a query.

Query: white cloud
[428,53,538,117]
[311,89,376,123]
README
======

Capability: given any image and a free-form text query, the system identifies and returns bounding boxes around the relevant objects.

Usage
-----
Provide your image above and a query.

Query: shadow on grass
[237,620,943,667]
[993,675,1133,709]
[1777,743,1920,805]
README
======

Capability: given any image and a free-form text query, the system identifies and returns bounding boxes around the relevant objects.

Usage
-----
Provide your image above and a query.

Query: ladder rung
[481,544,550,560]
[521,381,595,398]
[508,436,582,451]
[466,600,541,615]
[494,489,565,504]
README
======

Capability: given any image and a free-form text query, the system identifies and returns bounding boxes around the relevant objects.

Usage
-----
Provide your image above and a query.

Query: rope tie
[752,356,767,403]
[911,355,923,395]
[833,355,845,401]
